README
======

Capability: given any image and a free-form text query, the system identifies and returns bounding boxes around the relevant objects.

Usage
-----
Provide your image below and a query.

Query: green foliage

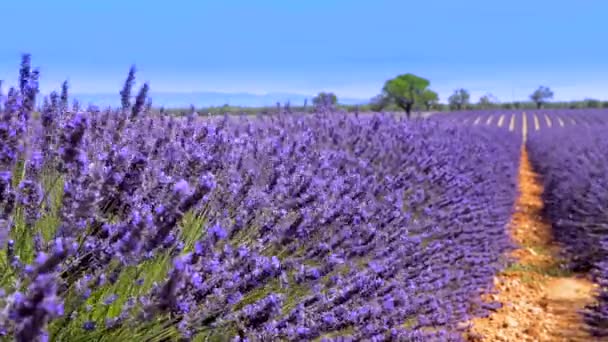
[0,154,211,340]
[313,327,356,342]
[312,92,338,107]
[46,208,207,340]
[420,89,439,111]
[48,210,209,340]
[584,98,601,108]
[369,94,390,111]
[478,93,499,109]
[448,88,470,110]
[568,101,584,109]
[502,261,573,277]
[0,161,64,290]
[381,74,431,115]
[161,89,606,116]
[530,86,554,109]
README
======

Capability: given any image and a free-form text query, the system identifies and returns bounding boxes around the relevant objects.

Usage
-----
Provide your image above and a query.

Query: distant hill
[70,91,368,108]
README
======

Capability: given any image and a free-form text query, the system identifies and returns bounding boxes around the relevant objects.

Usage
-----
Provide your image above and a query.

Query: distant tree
[421,89,439,111]
[584,98,601,108]
[530,86,554,109]
[448,88,470,110]
[478,93,498,109]
[369,94,390,112]
[382,74,430,118]
[312,92,337,108]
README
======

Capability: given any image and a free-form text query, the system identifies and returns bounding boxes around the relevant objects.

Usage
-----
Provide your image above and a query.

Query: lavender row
[0,58,519,341]
[437,109,608,134]
[441,109,608,125]
[527,127,608,337]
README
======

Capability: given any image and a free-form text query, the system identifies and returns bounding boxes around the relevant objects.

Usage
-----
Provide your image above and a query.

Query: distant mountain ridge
[69,91,368,108]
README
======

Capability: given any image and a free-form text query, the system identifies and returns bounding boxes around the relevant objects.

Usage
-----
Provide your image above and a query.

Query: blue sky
[0,0,607,103]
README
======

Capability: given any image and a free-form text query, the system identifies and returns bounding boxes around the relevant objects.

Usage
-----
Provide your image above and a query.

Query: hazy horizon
[64,91,368,108]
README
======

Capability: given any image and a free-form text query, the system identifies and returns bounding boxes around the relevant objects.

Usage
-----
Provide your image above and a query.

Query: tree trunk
[536,102,542,109]
[396,102,412,119]
[405,103,412,119]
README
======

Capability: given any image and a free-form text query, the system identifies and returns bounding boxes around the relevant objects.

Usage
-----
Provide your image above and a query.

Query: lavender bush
[0,56,520,341]
[527,126,608,337]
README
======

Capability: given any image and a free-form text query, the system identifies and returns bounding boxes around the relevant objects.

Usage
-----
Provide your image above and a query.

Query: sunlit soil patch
[466,148,597,342]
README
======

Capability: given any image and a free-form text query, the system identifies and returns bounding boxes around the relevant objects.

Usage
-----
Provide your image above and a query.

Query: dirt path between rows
[465,147,599,341]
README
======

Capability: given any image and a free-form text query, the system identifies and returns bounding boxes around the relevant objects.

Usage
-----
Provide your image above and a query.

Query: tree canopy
[530,86,554,109]
[478,93,499,109]
[369,94,390,112]
[312,92,337,108]
[421,89,439,111]
[584,98,601,108]
[448,89,470,110]
[382,74,431,118]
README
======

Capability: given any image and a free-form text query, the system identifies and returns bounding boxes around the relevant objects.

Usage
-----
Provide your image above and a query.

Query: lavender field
[527,126,608,337]
[450,109,608,338]
[1,57,608,342]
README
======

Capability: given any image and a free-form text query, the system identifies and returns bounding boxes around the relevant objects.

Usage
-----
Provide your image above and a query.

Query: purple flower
[173,179,191,197]
[82,321,96,331]
[208,222,227,241]
[104,294,118,305]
